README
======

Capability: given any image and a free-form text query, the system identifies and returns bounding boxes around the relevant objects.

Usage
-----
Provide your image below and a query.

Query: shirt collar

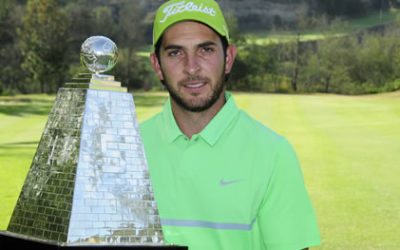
[162,92,240,146]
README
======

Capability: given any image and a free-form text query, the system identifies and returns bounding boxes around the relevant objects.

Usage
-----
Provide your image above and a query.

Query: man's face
[150,21,236,112]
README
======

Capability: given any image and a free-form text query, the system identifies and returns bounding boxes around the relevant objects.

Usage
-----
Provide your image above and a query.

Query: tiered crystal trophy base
[0,36,187,249]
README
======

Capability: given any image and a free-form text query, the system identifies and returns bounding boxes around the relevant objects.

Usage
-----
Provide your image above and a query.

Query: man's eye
[202,47,214,53]
[168,50,180,57]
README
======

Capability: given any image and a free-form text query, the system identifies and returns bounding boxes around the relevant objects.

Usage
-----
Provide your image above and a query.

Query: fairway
[1,91,399,249]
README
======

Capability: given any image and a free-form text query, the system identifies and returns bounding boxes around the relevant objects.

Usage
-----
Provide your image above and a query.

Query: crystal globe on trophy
[79,35,126,92]
[80,36,118,76]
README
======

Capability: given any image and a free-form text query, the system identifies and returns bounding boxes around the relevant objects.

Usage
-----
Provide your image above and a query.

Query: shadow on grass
[0,141,39,148]
[0,98,54,116]
[0,142,38,159]
[0,93,167,116]
[0,141,39,156]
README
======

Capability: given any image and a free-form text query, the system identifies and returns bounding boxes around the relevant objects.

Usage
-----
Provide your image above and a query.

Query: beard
[162,70,226,113]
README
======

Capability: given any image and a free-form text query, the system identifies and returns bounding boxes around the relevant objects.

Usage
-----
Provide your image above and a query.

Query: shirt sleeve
[259,138,321,250]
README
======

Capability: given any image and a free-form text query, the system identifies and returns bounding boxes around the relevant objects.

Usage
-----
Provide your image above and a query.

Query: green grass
[1,91,400,249]
[235,91,400,249]
[0,94,56,231]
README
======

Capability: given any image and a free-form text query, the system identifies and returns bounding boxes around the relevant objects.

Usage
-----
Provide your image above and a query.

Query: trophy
[0,36,187,249]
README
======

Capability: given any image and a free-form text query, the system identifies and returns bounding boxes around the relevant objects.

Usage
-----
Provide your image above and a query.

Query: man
[140,0,321,249]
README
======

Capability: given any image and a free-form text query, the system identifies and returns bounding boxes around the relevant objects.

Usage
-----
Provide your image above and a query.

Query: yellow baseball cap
[152,0,230,48]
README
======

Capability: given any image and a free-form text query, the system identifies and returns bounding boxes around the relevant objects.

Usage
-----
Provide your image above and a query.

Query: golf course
[0,91,399,249]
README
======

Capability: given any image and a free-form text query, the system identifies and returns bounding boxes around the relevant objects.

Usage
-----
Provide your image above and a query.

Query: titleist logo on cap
[160,1,217,23]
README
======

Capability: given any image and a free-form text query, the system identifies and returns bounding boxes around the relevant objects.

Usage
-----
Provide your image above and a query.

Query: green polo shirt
[140,93,320,250]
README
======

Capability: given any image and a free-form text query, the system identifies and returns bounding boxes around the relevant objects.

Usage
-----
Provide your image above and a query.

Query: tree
[313,0,374,17]
[230,44,281,92]
[0,1,30,95]
[91,6,117,39]
[19,0,69,93]
[112,2,151,90]
[116,2,146,48]
[114,49,158,91]
[0,0,14,45]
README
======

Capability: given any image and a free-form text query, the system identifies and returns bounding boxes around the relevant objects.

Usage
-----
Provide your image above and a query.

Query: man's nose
[184,53,200,75]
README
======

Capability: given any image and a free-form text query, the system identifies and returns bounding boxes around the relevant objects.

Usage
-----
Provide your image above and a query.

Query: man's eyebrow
[163,41,217,51]
[163,44,182,51]
[198,41,217,48]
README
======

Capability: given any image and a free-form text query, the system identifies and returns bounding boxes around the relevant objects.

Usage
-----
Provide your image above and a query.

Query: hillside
[219,0,305,29]
[1,0,398,95]
[140,0,305,30]
[139,0,392,31]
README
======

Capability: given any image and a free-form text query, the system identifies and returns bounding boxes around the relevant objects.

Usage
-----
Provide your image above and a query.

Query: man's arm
[258,138,320,249]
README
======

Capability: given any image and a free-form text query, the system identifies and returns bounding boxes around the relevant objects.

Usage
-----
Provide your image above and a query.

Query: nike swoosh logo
[219,179,242,187]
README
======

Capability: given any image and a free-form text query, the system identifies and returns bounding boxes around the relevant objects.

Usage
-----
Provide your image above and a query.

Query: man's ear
[150,53,164,80]
[224,44,237,74]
